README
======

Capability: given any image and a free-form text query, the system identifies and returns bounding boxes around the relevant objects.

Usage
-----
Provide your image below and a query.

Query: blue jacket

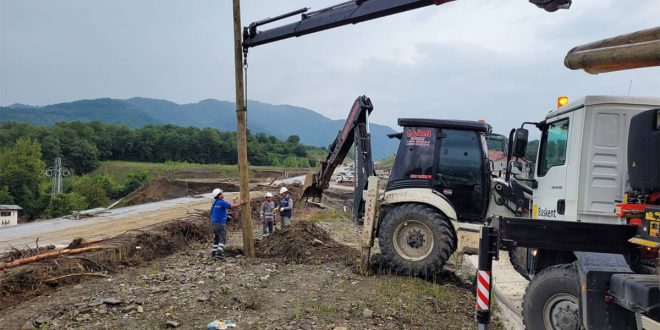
[279,195,293,218]
[211,199,232,224]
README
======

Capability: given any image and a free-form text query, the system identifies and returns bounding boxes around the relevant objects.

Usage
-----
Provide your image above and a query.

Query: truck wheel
[509,247,530,280]
[378,203,456,276]
[523,263,581,330]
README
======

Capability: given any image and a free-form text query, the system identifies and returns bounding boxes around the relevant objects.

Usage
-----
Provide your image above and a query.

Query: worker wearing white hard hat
[209,188,246,260]
[278,186,293,227]
[260,192,276,237]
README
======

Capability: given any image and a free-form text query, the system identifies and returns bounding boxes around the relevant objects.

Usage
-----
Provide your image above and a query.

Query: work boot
[214,250,225,260]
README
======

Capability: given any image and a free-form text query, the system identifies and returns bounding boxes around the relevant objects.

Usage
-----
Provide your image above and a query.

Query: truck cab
[505,96,660,277]
[530,96,660,224]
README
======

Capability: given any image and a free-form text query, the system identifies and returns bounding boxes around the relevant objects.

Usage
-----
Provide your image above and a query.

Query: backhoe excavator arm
[301,96,375,223]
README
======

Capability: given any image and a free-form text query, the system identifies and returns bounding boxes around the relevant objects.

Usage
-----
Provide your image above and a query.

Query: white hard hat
[279,187,288,194]
[211,188,223,198]
[265,192,273,198]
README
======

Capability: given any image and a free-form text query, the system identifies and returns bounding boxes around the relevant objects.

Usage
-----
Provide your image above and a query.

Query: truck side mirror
[509,160,523,175]
[512,129,529,158]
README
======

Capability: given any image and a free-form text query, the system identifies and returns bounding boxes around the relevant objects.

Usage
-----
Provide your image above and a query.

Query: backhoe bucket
[301,172,322,202]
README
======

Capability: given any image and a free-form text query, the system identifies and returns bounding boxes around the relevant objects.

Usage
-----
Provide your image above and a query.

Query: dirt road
[0,192,260,253]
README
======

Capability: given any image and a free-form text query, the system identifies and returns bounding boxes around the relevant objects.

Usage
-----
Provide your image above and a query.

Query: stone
[35,316,51,325]
[137,306,144,314]
[197,295,210,302]
[102,298,122,305]
[78,307,92,314]
[333,327,348,330]
[165,320,181,328]
[88,301,104,307]
[258,274,270,282]
[20,321,34,330]
[121,304,138,313]
[132,297,144,305]
[362,308,374,318]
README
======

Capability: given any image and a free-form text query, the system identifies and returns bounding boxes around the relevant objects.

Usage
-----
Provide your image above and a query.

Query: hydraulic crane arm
[242,0,572,49]
[243,0,454,49]
[301,96,375,222]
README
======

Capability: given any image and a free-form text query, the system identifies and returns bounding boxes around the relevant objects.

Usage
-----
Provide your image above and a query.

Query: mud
[256,221,359,264]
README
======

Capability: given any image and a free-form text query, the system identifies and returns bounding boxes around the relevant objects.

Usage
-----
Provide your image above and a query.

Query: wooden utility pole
[232,0,255,258]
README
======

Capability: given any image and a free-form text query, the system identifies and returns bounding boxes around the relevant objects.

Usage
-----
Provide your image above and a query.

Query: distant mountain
[0,98,399,160]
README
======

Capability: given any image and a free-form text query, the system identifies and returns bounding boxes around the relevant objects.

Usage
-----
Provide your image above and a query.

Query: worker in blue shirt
[210,188,246,260]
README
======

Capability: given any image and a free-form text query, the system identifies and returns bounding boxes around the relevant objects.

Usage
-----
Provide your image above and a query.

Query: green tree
[46,192,88,218]
[282,156,299,168]
[71,176,109,208]
[286,135,301,144]
[0,138,48,219]
[122,170,151,195]
[63,137,100,174]
[0,186,14,204]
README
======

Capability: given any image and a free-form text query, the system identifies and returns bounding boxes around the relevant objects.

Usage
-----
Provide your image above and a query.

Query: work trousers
[262,219,273,235]
[281,216,291,227]
[212,222,227,253]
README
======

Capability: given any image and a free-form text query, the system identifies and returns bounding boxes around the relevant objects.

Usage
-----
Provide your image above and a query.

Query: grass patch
[93,161,306,184]
[307,209,349,222]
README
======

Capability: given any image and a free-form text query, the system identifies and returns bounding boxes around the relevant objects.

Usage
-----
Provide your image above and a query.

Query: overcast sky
[1,0,659,135]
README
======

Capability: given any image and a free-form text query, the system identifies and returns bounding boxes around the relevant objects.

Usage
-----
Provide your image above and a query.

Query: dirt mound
[124,176,238,206]
[256,221,358,264]
[0,215,211,310]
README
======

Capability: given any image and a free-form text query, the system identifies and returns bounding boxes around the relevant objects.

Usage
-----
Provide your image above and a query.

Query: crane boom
[242,0,572,49]
[243,0,454,49]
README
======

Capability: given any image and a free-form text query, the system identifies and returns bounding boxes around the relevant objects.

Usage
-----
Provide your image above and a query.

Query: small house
[0,205,22,227]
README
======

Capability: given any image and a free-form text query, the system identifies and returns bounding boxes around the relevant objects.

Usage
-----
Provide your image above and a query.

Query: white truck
[502,96,660,279]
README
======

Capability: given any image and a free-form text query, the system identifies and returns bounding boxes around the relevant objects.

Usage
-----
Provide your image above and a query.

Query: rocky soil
[1,203,501,330]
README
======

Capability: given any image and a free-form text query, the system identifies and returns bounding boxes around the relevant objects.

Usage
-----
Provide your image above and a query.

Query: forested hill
[1,98,398,160]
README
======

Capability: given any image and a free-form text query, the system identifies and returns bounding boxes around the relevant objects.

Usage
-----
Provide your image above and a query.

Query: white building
[0,205,22,227]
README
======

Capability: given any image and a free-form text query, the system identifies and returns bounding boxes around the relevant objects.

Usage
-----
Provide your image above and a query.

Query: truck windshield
[538,118,569,176]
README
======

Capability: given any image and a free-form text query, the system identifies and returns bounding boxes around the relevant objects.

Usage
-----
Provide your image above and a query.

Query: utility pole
[232,0,255,258]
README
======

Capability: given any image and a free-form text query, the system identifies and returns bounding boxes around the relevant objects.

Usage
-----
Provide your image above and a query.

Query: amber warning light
[557,96,569,108]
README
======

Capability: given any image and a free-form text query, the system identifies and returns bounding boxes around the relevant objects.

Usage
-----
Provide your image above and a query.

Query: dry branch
[0,245,103,271]
[43,272,109,282]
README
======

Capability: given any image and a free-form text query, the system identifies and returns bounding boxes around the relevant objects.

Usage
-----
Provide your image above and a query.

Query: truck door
[435,129,489,221]
[533,115,571,220]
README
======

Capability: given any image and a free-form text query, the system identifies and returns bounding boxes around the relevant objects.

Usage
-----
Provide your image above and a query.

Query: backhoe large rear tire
[378,203,456,276]
[523,263,582,330]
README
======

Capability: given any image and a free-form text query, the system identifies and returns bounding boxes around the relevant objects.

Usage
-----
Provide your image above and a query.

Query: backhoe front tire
[378,203,456,276]
[523,263,582,330]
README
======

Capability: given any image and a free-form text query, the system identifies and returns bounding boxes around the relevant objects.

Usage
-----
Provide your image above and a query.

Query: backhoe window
[389,127,436,182]
[538,118,569,177]
[437,129,483,187]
